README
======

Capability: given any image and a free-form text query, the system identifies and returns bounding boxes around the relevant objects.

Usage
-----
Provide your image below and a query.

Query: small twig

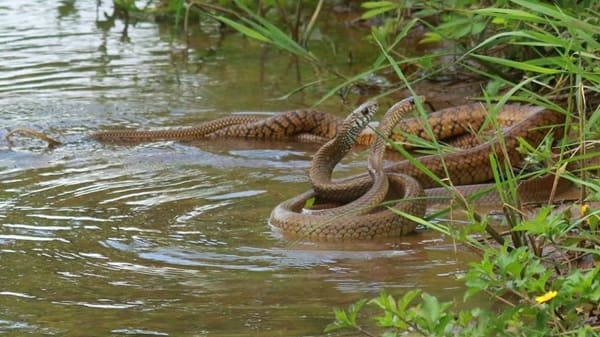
[354,325,379,337]
[302,0,323,45]
[483,288,516,307]
[183,1,192,32]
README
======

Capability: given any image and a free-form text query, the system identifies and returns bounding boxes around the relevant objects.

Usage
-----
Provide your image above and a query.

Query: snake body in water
[6,98,568,241]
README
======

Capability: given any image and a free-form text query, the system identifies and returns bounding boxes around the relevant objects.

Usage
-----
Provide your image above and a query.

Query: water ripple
[0,291,36,299]
[0,234,69,243]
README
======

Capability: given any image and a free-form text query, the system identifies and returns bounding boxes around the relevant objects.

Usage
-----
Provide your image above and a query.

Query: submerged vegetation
[117,0,599,335]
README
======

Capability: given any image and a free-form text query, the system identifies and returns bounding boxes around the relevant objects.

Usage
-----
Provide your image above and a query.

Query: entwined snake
[268,98,568,241]
[270,98,427,240]
[6,98,569,241]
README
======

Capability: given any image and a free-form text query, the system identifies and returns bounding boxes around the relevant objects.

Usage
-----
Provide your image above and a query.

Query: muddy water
[0,1,476,336]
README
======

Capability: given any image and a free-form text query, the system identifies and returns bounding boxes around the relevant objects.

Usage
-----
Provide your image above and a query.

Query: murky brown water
[0,1,478,336]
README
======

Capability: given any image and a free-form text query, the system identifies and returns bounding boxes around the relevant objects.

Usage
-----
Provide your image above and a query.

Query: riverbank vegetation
[120,0,599,335]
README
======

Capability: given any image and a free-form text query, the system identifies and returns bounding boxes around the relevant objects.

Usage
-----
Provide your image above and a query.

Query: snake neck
[368,97,419,175]
[309,122,362,188]
[309,102,377,191]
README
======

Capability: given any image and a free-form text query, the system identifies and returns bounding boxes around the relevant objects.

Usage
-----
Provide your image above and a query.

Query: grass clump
[323,1,600,336]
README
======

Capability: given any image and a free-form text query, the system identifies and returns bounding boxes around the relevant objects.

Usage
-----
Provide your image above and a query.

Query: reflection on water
[0,1,477,336]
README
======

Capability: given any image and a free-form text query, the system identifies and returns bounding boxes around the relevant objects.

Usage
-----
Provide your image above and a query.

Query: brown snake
[88,103,551,147]
[91,110,351,144]
[310,104,565,203]
[270,100,567,241]
[6,99,570,241]
[270,98,426,241]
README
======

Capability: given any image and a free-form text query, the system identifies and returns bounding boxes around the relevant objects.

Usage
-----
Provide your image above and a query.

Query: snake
[91,109,356,144]
[310,104,565,204]
[9,102,563,152]
[269,100,567,241]
[270,98,426,241]
[89,103,549,147]
[5,99,570,241]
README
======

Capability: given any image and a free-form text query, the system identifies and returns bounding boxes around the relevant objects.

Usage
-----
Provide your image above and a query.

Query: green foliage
[327,243,600,336]
[325,299,367,332]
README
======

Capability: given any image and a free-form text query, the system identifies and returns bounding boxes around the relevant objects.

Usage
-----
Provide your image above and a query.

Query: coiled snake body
[311,104,564,204]
[269,101,565,241]
[270,98,427,241]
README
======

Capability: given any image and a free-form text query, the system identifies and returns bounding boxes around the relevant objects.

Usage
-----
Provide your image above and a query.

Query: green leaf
[491,17,506,24]
[511,0,600,33]
[303,197,315,209]
[436,16,479,39]
[474,8,547,24]
[325,307,353,332]
[418,293,452,331]
[414,8,441,18]
[511,207,553,233]
[362,6,396,20]
[419,32,442,44]
[398,289,421,312]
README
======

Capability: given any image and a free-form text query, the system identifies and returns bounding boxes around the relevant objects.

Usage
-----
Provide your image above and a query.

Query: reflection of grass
[175,1,600,335]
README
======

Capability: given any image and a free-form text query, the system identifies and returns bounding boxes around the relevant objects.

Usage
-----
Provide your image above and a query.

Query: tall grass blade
[472,54,562,75]
[511,0,600,33]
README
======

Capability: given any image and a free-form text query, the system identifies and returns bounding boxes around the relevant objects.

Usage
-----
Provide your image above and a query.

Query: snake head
[336,101,378,149]
[389,95,426,113]
[349,100,378,130]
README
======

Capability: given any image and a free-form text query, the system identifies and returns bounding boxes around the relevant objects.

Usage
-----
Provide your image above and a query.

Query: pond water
[0,1,477,336]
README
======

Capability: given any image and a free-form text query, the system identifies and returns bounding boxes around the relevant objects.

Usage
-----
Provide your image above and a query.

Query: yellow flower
[581,204,589,216]
[535,290,557,304]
